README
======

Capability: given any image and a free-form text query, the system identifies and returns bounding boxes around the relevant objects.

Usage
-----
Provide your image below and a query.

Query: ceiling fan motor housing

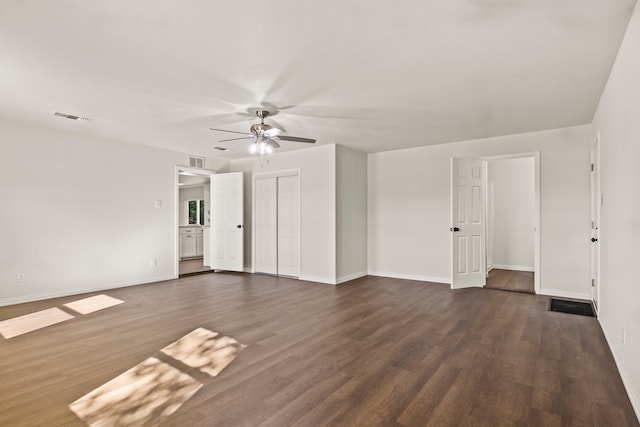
[250,122,273,134]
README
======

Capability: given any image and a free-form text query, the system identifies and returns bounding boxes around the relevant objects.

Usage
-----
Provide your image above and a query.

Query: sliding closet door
[254,177,277,275]
[277,175,300,277]
[253,172,300,278]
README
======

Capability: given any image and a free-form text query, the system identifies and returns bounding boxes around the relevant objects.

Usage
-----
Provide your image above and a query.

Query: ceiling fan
[210,109,316,155]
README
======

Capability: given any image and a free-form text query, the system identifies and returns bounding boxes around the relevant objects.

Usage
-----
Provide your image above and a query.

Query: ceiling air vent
[53,112,90,121]
[189,156,205,169]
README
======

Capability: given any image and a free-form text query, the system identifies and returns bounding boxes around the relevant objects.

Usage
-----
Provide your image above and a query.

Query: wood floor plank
[485,268,535,294]
[0,273,637,427]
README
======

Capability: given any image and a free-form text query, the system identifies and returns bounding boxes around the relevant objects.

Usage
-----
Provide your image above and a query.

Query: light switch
[155,200,162,208]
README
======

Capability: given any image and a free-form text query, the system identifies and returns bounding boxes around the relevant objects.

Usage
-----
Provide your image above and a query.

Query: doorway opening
[175,166,214,277]
[449,152,540,293]
[485,153,539,294]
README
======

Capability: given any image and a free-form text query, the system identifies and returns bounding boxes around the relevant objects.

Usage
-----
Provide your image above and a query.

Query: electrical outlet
[150,258,158,267]
[16,272,25,283]
[622,328,626,344]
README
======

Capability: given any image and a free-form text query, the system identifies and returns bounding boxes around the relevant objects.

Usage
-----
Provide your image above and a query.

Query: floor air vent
[549,298,595,317]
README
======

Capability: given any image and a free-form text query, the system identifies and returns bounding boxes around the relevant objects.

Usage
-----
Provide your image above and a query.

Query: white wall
[0,119,227,305]
[230,145,336,284]
[593,0,640,419]
[336,145,368,283]
[488,157,535,271]
[368,125,592,298]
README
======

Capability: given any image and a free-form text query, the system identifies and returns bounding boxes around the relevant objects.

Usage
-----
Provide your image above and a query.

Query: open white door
[210,172,244,272]
[451,158,486,289]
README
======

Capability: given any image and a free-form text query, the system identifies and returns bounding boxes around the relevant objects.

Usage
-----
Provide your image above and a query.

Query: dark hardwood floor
[179,258,212,276]
[0,274,637,426]
[485,268,535,294]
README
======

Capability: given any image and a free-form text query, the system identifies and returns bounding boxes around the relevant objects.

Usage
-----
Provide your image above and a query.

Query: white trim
[252,168,300,179]
[590,133,601,313]
[538,289,591,300]
[491,264,535,272]
[368,271,450,284]
[0,275,176,307]
[336,272,368,284]
[600,318,640,422]
[299,275,336,285]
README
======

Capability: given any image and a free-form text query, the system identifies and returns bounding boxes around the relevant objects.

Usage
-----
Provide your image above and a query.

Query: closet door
[254,177,278,275]
[277,175,300,277]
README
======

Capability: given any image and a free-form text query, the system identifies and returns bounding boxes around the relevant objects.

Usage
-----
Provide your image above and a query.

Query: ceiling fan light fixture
[212,108,315,155]
[250,139,273,155]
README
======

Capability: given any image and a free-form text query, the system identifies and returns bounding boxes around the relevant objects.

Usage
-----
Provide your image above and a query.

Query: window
[187,200,205,225]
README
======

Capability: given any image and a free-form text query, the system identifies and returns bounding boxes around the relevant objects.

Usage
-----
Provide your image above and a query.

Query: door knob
[591,237,598,242]
[449,227,460,232]
[237,225,242,229]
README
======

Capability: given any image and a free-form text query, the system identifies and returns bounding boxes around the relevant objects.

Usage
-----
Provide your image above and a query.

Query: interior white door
[277,175,300,277]
[590,138,601,309]
[451,158,486,289]
[254,177,278,275]
[210,172,244,272]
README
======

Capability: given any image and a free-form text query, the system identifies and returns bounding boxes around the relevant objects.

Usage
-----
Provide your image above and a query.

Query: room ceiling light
[210,109,315,156]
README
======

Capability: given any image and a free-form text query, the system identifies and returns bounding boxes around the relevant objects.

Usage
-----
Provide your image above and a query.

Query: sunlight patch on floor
[161,327,246,377]
[64,294,124,315]
[0,307,75,339]
[69,357,202,426]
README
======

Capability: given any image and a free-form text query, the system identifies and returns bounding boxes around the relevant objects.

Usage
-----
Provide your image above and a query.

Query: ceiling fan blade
[218,136,254,143]
[276,135,316,144]
[265,127,284,137]
[210,127,252,136]
[267,139,280,149]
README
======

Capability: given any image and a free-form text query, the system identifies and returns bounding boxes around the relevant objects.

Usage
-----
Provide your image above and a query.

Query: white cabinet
[203,228,210,266]
[180,227,197,258]
[196,227,204,256]
[180,227,205,259]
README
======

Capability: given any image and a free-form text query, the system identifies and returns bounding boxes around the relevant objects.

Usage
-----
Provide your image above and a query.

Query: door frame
[481,151,541,294]
[590,133,601,312]
[252,168,301,276]
[174,166,216,278]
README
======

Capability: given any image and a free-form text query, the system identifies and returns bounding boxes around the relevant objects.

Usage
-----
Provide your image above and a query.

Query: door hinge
[591,279,595,287]
[591,163,594,172]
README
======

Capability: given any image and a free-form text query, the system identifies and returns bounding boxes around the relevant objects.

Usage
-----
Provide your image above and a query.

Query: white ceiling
[0,1,636,160]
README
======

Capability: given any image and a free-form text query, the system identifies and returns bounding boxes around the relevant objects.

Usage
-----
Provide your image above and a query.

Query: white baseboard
[491,264,535,272]
[298,275,337,285]
[336,271,368,285]
[538,288,591,300]
[0,274,176,307]
[599,317,640,422]
[367,271,449,285]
